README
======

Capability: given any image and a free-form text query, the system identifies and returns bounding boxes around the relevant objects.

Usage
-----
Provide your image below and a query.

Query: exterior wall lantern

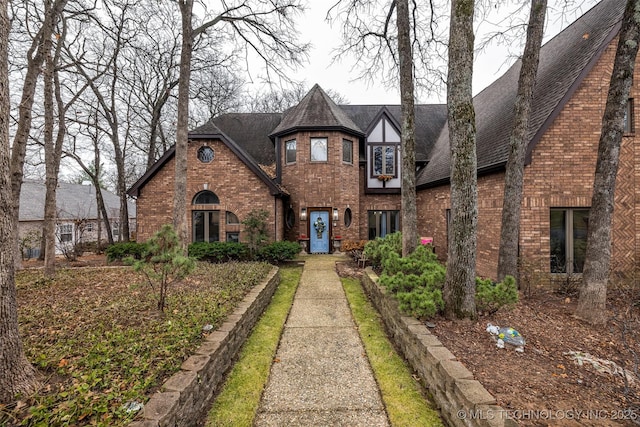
[300,207,307,221]
[333,208,339,221]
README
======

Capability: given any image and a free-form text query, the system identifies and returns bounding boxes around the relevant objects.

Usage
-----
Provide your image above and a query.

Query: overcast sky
[291,0,601,105]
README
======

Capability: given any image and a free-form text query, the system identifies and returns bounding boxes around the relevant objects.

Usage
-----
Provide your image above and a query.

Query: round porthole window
[197,146,215,163]
[344,208,352,228]
[285,208,295,229]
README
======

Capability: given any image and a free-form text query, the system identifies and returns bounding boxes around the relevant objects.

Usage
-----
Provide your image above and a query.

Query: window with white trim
[57,224,73,242]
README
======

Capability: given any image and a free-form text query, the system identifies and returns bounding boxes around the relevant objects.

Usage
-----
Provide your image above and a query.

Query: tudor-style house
[129,0,639,281]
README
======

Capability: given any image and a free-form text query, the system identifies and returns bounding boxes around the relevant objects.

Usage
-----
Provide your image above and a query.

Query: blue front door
[309,211,330,253]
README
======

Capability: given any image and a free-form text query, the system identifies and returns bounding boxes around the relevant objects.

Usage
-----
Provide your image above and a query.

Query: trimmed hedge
[258,241,301,264]
[105,241,148,262]
[188,242,249,263]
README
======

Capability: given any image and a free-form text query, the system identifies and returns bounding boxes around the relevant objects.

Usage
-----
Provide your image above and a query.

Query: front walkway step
[254,255,390,427]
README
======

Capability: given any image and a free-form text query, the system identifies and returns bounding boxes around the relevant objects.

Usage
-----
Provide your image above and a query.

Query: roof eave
[269,125,366,139]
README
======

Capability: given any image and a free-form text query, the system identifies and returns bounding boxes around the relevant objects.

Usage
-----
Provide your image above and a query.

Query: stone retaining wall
[129,267,280,427]
[361,268,518,427]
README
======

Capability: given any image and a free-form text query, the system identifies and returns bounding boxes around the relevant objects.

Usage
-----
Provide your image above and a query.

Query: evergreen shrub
[475,275,519,313]
[105,241,148,262]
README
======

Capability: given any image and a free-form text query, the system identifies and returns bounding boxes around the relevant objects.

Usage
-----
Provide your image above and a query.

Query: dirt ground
[335,260,640,427]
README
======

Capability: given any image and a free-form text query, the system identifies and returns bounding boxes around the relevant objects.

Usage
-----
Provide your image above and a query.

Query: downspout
[275,136,281,184]
[274,196,278,241]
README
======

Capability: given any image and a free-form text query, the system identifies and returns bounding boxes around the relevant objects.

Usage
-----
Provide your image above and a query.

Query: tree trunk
[397,0,417,257]
[497,0,547,282]
[43,4,57,276]
[174,0,194,249]
[0,0,39,401]
[444,0,477,320]
[9,0,68,270]
[576,0,640,325]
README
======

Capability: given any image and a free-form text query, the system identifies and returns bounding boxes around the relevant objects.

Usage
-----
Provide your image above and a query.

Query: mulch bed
[335,259,640,427]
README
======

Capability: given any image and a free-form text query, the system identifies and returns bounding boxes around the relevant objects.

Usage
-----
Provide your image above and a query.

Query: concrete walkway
[254,255,390,427]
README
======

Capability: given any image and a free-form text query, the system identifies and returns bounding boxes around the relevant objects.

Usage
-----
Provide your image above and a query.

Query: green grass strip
[205,265,302,427]
[342,277,444,427]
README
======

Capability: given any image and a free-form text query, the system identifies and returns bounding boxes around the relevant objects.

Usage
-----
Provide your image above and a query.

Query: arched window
[192,190,219,205]
[226,211,240,224]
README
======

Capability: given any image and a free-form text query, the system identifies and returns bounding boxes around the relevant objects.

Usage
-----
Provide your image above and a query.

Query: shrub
[105,241,147,262]
[376,241,446,319]
[242,209,269,257]
[258,241,301,263]
[363,232,402,268]
[396,286,444,319]
[188,241,249,262]
[130,225,195,312]
[476,275,519,314]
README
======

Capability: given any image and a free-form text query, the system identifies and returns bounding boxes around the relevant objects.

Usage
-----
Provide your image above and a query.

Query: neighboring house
[129,0,636,280]
[19,181,136,257]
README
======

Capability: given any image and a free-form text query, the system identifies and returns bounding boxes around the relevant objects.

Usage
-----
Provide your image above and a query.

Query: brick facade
[417,36,640,280]
[136,139,284,243]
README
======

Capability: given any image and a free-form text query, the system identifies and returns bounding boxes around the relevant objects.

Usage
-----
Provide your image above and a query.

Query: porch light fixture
[333,208,339,221]
[300,207,307,221]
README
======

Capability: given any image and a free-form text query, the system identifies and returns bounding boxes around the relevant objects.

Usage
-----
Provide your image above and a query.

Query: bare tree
[173,0,309,247]
[66,0,139,243]
[396,0,417,256]
[443,0,477,320]
[9,0,69,269]
[576,0,640,325]
[0,0,39,401]
[496,0,547,282]
[330,0,448,97]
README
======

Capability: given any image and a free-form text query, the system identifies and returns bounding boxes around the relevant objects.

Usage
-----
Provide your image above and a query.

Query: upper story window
[624,99,634,134]
[372,145,396,176]
[197,146,215,163]
[285,139,296,164]
[310,137,328,162]
[193,190,220,205]
[343,139,353,164]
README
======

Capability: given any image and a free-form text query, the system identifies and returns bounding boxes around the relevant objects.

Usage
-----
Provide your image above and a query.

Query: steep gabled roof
[269,84,364,137]
[127,123,286,198]
[20,181,134,221]
[193,113,282,165]
[339,104,447,162]
[417,0,624,187]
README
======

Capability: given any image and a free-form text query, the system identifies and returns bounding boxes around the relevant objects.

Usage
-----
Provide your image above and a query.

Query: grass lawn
[205,265,302,427]
[1,262,273,427]
[342,277,443,427]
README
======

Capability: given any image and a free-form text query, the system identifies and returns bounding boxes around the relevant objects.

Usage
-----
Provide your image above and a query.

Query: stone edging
[129,267,280,427]
[361,268,518,427]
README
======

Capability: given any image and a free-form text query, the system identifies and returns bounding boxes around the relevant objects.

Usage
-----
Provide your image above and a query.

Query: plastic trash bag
[487,323,525,352]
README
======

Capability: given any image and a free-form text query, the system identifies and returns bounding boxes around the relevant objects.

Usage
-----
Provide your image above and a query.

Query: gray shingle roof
[417,0,624,187]
[191,113,282,165]
[19,181,135,222]
[269,84,364,137]
[339,104,447,162]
